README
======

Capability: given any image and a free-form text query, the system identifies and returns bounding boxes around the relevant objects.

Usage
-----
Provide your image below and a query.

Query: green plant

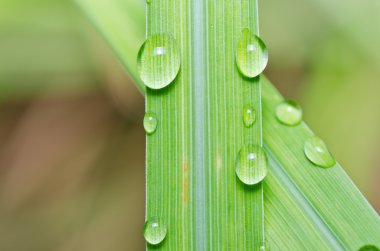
[76,0,380,250]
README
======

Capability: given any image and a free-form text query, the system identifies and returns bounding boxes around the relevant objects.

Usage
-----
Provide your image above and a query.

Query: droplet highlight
[275,100,303,126]
[243,104,256,127]
[144,112,158,135]
[137,33,180,89]
[359,245,379,251]
[260,239,270,251]
[236,28,268,78]
[143,218,167,245]
[260,244,267,251]
[304,136,336,168]
[235,145,268,185]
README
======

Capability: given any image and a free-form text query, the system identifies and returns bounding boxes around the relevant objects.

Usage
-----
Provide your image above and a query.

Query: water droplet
[143,218,167,245]
[359,245,379,251]
[260,245,266,251]
[236,28,268,78]
[304,136,336,168]
[275,100,303,126]
[260,239,270,251]
[137,33,180,89]
[144,112,158,134]
[235,145,268,185]
[243,104,256,127]
[146,0,151,4]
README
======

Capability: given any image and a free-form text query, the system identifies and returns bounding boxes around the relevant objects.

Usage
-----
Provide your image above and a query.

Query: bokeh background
[0,0,379,250]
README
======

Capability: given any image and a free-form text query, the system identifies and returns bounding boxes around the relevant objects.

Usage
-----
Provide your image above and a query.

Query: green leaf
[75,0,380,250]
[143,0,265,249]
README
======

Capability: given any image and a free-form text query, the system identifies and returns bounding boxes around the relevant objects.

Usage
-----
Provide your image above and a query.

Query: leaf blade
[144,0,265,249]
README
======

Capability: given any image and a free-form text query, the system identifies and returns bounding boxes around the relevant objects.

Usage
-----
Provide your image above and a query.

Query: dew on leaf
[243,104,256,128]
[275,100,302,126]
[304,136,336,168]
[236,28,268,78]
[143,218,167,245]
[137,33,180,89]
[144,112,158,135]
[235,144,268,185]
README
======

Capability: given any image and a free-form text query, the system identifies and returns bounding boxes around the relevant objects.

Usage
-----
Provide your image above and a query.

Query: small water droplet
[146,0,151,4]
[144,112,158,134]
[275,100,302,126]
[259,238,270,251]
[137,33,181,89]
[143,218,167,245]
[243,104,256,127]
[235,145,268,185]
[236,28,268,78]
[304,136,336,168]
[359,245,379,251]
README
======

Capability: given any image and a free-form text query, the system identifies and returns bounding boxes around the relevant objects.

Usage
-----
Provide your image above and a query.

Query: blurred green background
[0,0,379,250]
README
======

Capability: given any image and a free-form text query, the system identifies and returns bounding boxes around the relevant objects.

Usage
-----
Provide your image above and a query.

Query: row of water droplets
[138,33,175,246]
[138,28,337,246]
[275,100,336,168]
[235,28,268,186]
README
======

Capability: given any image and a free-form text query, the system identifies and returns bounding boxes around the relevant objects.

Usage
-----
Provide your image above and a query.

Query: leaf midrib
[191,0,207,249]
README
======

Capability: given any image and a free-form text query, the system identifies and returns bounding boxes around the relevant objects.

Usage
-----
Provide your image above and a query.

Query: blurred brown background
[0,0,379,250]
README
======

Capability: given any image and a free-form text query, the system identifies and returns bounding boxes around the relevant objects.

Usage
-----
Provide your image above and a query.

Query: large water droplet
[243,104,256,127]
[144,112,158,135]
[304,136,336,168]
[137,33,180,89]
[236,28,268,78]
[275,100,302,126]
[235,145,268,185]
[143,218,167,245]
[359,245,379,251]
